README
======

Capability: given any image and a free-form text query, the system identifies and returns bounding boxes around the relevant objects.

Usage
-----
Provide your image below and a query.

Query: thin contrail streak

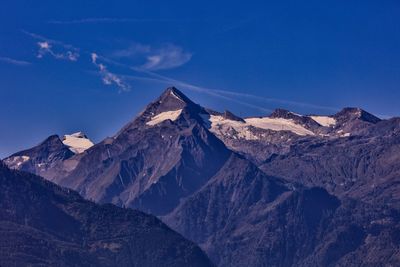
[0,56,31,66]
[121,71,271,112]
[94,55,271,112]
[48,18,204,25]
[126,68,337,112]
[91,52,339,113]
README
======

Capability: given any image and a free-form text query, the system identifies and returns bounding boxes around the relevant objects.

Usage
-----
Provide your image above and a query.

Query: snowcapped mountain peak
[268,108,322,130]
[145,87,196,115]
[270,108,301,119]
[69,131,88,139]
[115,87,206,134]
[62,132,94,154]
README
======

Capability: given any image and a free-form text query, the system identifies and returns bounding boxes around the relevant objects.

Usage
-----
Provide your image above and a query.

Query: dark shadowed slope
[165,155,400,267]
[0,161,213,267]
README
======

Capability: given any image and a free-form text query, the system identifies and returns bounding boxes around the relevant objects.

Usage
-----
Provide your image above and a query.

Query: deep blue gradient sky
[1,0,400,158]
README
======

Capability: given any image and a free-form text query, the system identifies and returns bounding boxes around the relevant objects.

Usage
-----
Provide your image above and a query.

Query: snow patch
[62,132,94,154]
[336,129,351,137]
[20,155,30,161]
[16,156,30,166]
[203,114,260,140]
[245,117,315,136]
[170,90,184,102]
[146,109,183,126]
[290,111,302,117]
[310,116,336,127]
[6,155,30,169]
[202,114,315,139]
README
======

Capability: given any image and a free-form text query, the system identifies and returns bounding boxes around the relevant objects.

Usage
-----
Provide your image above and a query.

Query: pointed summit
[269,108,321,128]
[269,108,299,119]
[160,87,193,102]
[4,134,74,173]
[137,87,203,125]
[155,87,196,113]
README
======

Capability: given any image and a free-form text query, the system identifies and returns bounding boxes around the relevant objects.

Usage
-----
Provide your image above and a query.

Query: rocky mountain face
[0,161,213,267]
[202,106,383,164]
[6,88,231,216]
[201,104,398,209]
[4,135,75,176]
[4,132,94,178]
[260,118,400,207]
[5,87,400,266]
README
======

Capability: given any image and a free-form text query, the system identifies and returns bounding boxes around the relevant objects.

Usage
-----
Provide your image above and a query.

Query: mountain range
[4,87,400,266]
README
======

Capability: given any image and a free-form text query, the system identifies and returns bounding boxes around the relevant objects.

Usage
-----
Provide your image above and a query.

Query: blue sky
[1,0,400,158]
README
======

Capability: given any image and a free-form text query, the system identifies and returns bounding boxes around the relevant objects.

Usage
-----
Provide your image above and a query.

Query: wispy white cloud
[0,56,31,66]
[111,43,151,58]
[23,30,130,92]
[22,30,79,61]
[37,41,79,61]
[91,53,130,92]
[141,44,192,70]
[112,43,192,71]
[22,30,77,50]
